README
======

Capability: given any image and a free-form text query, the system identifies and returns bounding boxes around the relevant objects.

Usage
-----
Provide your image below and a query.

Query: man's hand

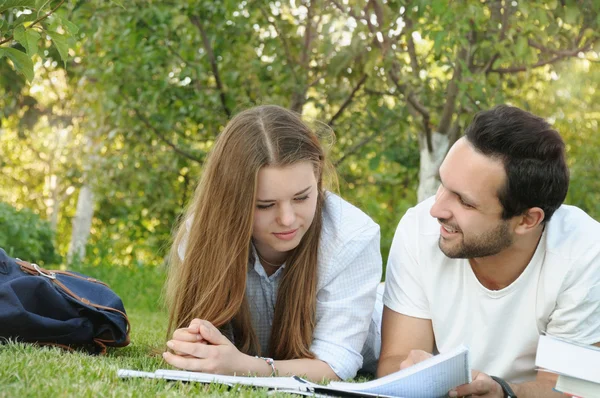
[397,352,505,397]
[399,349,433,369]
[163,318,248,375]
[449,370,504,397]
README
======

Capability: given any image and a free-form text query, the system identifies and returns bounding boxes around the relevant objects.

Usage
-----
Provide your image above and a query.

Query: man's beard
[439,220,513,259]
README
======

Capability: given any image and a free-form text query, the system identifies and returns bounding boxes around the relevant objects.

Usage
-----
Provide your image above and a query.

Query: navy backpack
[0,248,130,353]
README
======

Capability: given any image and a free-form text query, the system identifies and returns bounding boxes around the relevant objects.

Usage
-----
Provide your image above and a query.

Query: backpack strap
[14,259,131,346]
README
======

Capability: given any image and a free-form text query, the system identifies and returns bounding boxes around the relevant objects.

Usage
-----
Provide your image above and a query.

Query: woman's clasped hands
[163,318,251,375]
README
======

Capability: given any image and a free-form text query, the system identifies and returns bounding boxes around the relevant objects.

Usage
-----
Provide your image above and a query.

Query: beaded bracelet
[255,356,277,376]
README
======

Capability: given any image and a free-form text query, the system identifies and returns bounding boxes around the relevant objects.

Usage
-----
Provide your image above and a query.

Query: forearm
[511,380,563,398]
[275,358,339,382]
[239,354,339,382]
[376,354,407,378]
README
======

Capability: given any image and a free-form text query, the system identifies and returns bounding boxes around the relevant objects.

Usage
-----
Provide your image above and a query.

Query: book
[118,345,471,398]
[535,335,600,384]
[554,374,600,398]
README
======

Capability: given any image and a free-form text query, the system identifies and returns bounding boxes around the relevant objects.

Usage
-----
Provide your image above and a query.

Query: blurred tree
[511,57,600,218]
[1,0,82,261]
[0,202,61,265]
[329,0,600,201]
[0,64,80,231]
[0,0,598,266]
[0,0,78,82]
[53,0,394,264]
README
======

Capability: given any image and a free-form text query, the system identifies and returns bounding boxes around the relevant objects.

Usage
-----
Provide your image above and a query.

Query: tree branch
[329,0,361,22]
[136,19,197,68]
[464,91,483,111]
[490,43,593,74]
[330,0,383,44]
[364,88,398,97]
[328,73,368,126]
[334,133,378,167]
[404,16,420,78]
[333,117,399,167]
[447,116,462,149]
[132,108,204,164]
[482,53,500,74]
[189,15,231,118]
[308,73,324,87]
[290,0,318,112]
[479,1,510,74]
[137,18,215,97]
[0,0,65,46]
[331,0,433,148]
[438,46,468,135]
[499,1,510,41]
[300,0,316,68]
[527,38,594,57]
[258,5,298,83]
[388,65,432,149]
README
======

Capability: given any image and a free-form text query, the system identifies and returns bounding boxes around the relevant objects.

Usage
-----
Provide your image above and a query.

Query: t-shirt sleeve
[310,222,382,380]
[383,207,431,319]
[546,248,600,345]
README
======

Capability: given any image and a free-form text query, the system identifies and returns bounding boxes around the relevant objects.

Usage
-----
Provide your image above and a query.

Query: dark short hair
[465,105,569,223]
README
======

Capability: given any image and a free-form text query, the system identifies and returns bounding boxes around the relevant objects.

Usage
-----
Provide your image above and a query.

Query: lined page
[328,345,470,398]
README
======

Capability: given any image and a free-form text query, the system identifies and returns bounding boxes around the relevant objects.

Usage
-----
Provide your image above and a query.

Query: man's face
[430,138,516,259]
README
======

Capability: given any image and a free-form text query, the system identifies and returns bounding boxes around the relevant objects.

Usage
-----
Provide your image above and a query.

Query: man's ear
[514,207,545,235]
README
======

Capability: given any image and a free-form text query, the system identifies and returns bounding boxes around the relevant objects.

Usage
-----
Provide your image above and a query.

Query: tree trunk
[290,89,307,114]
[47,174,61,231]
[417,132,450,202]
[67,183,95,263]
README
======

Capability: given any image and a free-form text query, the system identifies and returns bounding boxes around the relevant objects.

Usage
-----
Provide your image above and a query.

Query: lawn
[0,263,301,397]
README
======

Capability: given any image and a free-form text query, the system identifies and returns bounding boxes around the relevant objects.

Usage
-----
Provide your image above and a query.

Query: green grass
[0,263,305,397]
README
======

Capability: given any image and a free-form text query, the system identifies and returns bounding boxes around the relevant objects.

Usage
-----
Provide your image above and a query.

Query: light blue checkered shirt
[180,193,382,379]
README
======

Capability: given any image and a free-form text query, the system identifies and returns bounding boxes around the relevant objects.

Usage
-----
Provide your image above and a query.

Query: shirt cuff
[310,340,363,380]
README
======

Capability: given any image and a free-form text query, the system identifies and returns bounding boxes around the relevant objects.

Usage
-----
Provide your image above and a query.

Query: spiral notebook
[118,344,470,398]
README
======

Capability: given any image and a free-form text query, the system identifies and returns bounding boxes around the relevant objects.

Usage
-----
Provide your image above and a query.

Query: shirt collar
[249,243,286,279]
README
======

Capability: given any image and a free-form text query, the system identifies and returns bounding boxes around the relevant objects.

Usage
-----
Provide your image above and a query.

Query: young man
[378,105,600,398]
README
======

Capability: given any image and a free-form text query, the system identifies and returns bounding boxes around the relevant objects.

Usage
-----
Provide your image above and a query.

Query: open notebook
[118,345,470,398]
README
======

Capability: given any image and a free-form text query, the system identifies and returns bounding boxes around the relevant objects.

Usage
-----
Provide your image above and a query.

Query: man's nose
[430,186,452,220]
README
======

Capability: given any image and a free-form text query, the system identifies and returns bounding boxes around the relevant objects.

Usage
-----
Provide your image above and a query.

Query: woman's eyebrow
[257,186,312,202]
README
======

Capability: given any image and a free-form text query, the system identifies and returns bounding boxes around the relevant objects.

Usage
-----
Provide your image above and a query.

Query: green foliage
[0,1,36,14]
[514,60,600,220]
[0,46,33,81]
[0,0,77,81]
[13,24,40,55]
[69,254,167,313]
[0,202,60,264]
[0,0,598,269]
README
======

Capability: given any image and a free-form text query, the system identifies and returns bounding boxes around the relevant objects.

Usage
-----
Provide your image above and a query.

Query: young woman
[163,105,382,381]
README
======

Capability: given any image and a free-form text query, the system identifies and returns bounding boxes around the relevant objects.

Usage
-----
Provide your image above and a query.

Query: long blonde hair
[166,105,332,359]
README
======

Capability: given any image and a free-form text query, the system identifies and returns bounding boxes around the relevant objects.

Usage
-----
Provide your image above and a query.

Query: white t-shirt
[180,193,383,380]
[384,196,600,383]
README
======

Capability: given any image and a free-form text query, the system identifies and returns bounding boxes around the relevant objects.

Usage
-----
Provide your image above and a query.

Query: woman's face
[252,161,319,264]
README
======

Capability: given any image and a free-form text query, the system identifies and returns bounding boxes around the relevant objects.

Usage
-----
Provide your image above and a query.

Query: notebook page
[154,369,316,390]
[117,370,158,379]
[328,345,470,398]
